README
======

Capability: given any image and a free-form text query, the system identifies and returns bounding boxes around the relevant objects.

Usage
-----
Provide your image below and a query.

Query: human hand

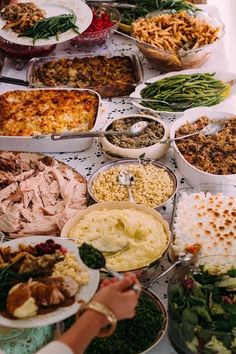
[93,273,141,321]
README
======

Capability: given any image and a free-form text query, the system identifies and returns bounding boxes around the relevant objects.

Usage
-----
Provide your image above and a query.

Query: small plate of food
[0,236,99,328]
[0,0,92,46]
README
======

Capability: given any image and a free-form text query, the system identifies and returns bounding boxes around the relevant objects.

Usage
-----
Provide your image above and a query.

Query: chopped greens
[120,0,200,26]
[79,243,105,269]
[168,264,236,353]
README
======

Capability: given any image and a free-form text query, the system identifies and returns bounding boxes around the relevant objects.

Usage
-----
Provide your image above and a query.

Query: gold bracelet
[77,300,117,337]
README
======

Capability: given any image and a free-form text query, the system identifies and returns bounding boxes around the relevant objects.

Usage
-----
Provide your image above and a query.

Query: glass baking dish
[169,183,236,262]
[26,51,144,98]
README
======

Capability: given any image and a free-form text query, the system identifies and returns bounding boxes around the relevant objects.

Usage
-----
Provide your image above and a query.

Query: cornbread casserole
[0,89,99,136]
[31,56,138,98]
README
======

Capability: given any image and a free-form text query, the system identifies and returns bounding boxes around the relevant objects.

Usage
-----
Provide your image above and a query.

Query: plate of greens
[130,69,236,116]
[0,0,92,46]
[168,255,236,354]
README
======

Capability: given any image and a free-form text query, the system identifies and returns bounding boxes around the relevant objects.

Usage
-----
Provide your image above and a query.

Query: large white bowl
[100,114,169,160]
[170,108,236,187]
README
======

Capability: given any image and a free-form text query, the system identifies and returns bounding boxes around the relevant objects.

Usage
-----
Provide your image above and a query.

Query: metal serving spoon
[143,252,196,288]
[160,121,225,144]
[128,96,194,110]
[118,169,136,203]
[34,121,149,140]
[79,243,141,293]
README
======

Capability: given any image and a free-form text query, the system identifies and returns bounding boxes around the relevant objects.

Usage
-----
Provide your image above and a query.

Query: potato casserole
[0,89,99,136]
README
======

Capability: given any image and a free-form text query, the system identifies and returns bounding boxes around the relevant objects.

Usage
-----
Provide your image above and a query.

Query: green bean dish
[140,73,231,112]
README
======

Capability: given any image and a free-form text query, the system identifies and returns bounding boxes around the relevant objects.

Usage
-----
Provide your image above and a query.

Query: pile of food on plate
[0,152,87,237]
[0,2,79,43]
[0,89,99,136]
[173,191,236,257]
[0,3,46,34]
[0,239,89,319]
[168,260,236,354]
[90,162,175,208]
[67,206,170,272]
[29,54,140,97]
[175,115,236,175]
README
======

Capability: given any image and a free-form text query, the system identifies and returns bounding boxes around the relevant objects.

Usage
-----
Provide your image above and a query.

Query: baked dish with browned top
[0,89,99,136]
[30,56,138,98]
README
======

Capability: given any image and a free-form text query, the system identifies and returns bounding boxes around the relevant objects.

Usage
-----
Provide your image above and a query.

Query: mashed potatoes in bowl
[61,202,170,272]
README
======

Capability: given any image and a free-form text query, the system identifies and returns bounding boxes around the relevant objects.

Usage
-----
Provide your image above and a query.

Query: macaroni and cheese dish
[0,89,99,136]
[68,208,169,271]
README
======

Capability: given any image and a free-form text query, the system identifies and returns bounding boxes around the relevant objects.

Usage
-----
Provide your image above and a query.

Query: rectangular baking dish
[26,51,144,98]
[0,87,105,153]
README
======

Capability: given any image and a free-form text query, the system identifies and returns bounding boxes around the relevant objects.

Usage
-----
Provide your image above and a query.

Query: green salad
[168,263,236,354]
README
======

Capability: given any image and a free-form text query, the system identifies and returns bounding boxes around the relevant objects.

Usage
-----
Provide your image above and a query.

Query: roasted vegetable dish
[106,117,164,148]
[30,56,138,98]
[140,73,231,112]
[0,2,45,34]
[0,239,88,319]
[175,116,236,175]
[168,262,236,354]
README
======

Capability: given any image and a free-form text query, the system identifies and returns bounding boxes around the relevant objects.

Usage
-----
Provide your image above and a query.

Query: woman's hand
[93,273,141,321]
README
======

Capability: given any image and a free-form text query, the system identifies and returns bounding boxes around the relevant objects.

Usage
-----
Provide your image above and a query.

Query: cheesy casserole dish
[0,89,99,136]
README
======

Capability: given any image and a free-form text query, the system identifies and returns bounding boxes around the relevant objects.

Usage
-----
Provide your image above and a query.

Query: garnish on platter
[0,239,89,319]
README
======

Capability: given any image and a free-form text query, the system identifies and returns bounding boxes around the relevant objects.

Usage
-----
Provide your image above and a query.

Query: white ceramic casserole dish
[170,108,236,187]
[99,114,169,160]
[0,88,104,153]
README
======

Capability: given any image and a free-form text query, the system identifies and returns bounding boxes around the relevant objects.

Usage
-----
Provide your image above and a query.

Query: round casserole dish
[61,201,171,275]
[100,114,169,160]
[170,108,236,187]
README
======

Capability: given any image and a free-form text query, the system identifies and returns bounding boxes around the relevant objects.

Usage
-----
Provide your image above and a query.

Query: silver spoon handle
[145,260,180,288]
[127,187,136,203]
[50,130,132,140]
[105,266,141,293]
[160,131,200,144]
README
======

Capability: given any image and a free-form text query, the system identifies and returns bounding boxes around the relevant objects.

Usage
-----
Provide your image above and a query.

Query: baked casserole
[0,89,99,136]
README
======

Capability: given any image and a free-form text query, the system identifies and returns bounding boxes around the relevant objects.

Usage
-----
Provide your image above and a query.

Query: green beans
[121,0,200,26]
[140,73,231,112]
[19,14,79,44]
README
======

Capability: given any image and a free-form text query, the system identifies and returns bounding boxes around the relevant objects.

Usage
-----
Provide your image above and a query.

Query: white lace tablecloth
[0,5,231,353]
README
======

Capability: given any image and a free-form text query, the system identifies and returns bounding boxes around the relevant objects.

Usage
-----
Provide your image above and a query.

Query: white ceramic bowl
[100,114,169,160]
[170,108,236,187]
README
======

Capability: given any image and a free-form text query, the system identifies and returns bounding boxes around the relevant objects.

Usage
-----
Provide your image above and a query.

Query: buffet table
[0,4,233,353]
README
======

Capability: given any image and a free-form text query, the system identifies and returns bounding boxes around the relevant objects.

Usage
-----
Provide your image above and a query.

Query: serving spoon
[79,243,141,293]
[160,121,225,144]
[118,169,136,203]
[142,252,197,288]
[33,121,149,140]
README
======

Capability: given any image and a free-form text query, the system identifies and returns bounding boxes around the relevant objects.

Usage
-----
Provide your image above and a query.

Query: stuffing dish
[29,55,140,98]
[175,116,236,175]
[0,89,99,136]
[0,2,46,34]
[0,152,87,237]
[0,239,89,319]
[106,116,164,148]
